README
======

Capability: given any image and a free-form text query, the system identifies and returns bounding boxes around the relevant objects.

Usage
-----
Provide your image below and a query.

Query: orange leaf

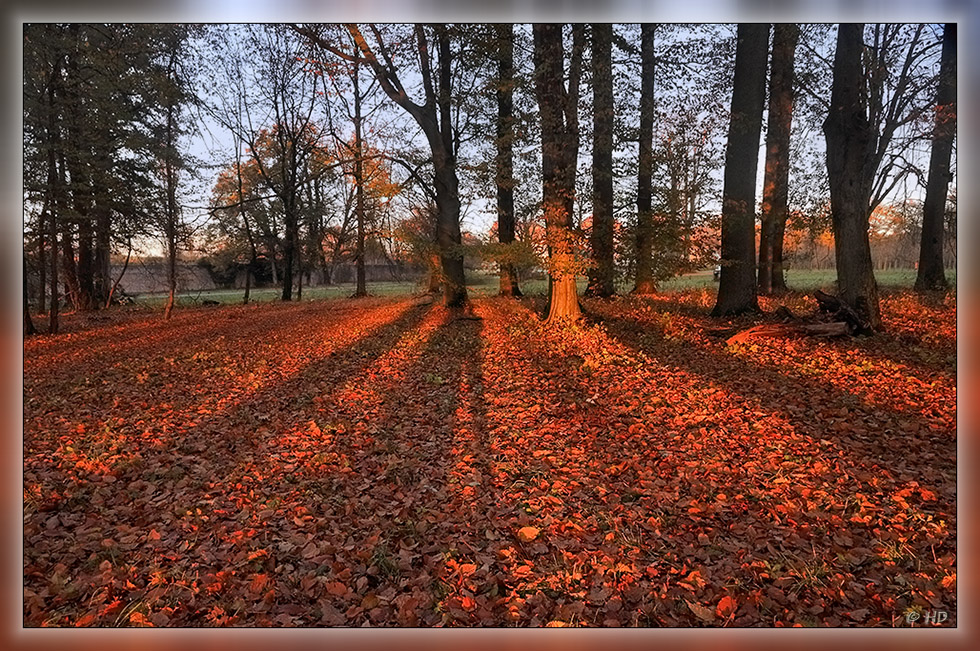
[716,595,737,618]
[517,526,540,542]
[249,573,269,595]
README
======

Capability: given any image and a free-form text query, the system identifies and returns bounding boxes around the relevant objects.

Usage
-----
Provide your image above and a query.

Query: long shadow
[476,299,955,626]
[24,299,344,376]
[23,298,418,494]
[22,300,435,626]
[595,311,956,624]
[616,290,956,378]
[599,310,955,463]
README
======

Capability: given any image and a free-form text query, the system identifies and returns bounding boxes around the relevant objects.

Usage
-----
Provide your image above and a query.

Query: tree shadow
[23,299,438,626]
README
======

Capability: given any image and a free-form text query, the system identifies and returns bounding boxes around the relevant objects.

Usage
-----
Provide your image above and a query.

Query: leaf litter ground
[23,290,956,627]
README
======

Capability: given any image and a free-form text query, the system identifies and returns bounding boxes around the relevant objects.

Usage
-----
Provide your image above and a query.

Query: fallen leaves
[22,291,956,627]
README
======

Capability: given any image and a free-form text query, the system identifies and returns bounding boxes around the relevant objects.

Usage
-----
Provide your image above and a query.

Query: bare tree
[295,24,470,307]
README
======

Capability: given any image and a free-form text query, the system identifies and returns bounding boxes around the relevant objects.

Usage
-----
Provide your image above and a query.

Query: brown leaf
[686,599,716,623]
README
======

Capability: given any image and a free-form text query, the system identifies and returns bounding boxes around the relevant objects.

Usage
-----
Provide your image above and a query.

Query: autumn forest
[22,22,956,628]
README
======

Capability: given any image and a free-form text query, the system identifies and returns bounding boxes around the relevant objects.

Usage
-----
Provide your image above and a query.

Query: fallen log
[726,321,851,345]
[814,289,865,332]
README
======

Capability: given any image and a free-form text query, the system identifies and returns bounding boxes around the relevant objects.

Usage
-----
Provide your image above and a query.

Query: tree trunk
[915,23,955,292]
[353,54,368,298]
[93,188,112,307]
[434,27,467,308]
[759,23,798,295]
[37,222,46,312]
[712,23,768,317]
[534,23,582,323]
[105,241,131,308]
[243,263,252,304]
[633,24,657,295]
[60,218,80,311]
[496,23,522,297]
[163,70,179,321]
[823,23,881,333]
[24,256,37,336]
[46,70,60,333]
[282,195,296,302]
[586,23,615,298]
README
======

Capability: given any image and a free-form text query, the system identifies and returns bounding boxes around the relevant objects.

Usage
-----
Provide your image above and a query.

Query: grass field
[131,268,954,308]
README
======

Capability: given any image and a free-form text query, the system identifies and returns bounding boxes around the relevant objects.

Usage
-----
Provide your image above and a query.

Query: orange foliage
[23,289,955,627]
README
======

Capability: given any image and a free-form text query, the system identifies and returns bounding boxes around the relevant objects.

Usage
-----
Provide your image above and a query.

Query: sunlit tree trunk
[534,23,582,323]
[633,24,657,295]
[586,23,615,298]
[824,23,881,332]
[759,23,798,295]
[712,23,768,317]
[916,23,955,292]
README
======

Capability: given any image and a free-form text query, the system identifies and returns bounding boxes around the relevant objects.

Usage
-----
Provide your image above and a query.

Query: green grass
[131,267,952,308]
[132,280,425,307]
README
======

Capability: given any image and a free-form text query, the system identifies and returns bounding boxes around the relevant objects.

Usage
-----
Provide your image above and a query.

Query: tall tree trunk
[64,25,95,311]
[93,185,112,306]
[37,213,47,312]
[353,54,368,298]
[282,195,296,302]
[60,219,80,311]
[331,25,466,307]
[759,23,799,295]
[534,23,582,323]
[496,23,522,297]
[76,218,95,309]
[163,69,179,320]
[823,23,881,333]
[46,70,60,334]
[24,256,37,336]
[433,26,467,308]
[712,24,769,317]
[916,23,955,292]
[634,24,657,295]
[586,23,615,298]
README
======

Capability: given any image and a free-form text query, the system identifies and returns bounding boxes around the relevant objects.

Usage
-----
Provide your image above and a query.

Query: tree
[533,24,585,323]
[915,23,955,292]
[156,30,194,320]
[711,24,769,317]
[296,24,469,308]
[758,23,799,295]
[823,24,880,332]
[586,23,615,298]
[495,23,522,297]
[633,24,657,295]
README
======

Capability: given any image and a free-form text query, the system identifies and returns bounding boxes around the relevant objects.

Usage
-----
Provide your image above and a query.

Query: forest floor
[23,288,956,627]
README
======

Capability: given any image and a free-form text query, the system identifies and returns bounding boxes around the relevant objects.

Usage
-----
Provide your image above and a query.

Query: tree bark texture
[712,23,768,317]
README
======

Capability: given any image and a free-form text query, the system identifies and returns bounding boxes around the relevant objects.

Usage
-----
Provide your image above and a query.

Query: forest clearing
[23,19,958,631]
[23,289,956,627]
